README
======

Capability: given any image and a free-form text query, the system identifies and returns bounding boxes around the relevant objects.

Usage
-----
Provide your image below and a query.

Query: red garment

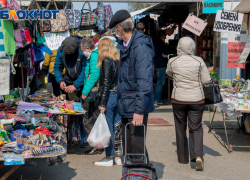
[24,29,32,43]
[93,40,99,44]
[33,125,51,136]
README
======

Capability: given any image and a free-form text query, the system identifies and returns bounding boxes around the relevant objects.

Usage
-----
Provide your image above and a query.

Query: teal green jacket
[82,49,100,102]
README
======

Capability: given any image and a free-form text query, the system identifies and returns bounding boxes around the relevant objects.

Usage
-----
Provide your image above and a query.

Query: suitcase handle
[121,173,153,180]
[124,123,147,164]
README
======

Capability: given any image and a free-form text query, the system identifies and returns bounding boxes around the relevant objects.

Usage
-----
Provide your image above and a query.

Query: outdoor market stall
[0,0,114,177]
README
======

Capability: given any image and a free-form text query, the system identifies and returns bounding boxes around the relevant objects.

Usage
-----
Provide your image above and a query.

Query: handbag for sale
[64,2,81,29]
[104,5,113,30]
[203,80,223,105]
[96,2,105,31]
[48,1,69,32]
[80,2,97,28]
[0,0,20,10]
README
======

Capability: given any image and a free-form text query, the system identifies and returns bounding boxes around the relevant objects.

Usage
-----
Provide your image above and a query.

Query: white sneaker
[115,158,123,166]
[94,158,114,167]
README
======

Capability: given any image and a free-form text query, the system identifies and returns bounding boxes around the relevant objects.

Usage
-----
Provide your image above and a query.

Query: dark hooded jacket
[54,35,86,90]
[117,30,155,118]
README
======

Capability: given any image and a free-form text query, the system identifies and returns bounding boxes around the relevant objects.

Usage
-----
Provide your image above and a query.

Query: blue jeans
[79,115,88,144]
[155,67,166,103]
[105,91,121,158]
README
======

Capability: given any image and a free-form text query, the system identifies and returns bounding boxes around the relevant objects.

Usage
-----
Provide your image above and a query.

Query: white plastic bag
[87,113,111,149]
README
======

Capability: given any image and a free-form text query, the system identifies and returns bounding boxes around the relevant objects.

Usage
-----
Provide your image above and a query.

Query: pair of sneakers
[94,157,122,167]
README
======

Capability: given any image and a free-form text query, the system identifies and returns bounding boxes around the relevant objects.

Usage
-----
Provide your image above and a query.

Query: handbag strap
[64,1,73,10]
[46,1,58,10]
[81,2,91,11]
[27,1,41,10]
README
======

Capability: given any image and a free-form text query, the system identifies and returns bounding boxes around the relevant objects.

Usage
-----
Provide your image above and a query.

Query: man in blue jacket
[54,36,86,100]
[54,36,87,150]
[109,10,155,164]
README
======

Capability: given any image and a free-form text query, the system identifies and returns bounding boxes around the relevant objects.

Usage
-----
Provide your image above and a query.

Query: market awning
[233,0,250,13]
[130,5,157,17]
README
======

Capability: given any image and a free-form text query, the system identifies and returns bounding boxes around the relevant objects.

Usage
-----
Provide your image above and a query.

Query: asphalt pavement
[1,104,250,180]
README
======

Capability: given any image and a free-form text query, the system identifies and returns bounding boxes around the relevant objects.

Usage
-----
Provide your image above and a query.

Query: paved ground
[1,104,250,180]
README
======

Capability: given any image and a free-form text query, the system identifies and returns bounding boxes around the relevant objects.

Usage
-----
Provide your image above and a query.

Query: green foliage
[128,3,155,12]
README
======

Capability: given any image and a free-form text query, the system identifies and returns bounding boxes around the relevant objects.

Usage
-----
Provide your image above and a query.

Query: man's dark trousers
[122,114,149,163]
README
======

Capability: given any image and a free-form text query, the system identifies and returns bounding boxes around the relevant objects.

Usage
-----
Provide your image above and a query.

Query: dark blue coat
[117,30,155,118]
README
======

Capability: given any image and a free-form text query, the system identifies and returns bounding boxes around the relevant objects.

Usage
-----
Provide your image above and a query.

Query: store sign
[238,37,250,64]
[227,42,245,69]
[182,14,207,36]
[0,59,10,96]
[44,31,70,50]
[228,30,248,43]
[203,0,224,14]
[213,10,244,34]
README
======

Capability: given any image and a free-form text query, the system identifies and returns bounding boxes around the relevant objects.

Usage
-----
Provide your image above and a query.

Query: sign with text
[182,14,207,36]
[0,59,10,95]
[214,10,244,34]
[227,42,245,69]
[44,31,70,50]
[238,37,250,64]
[203,0,224,14]
[228,30,248,43]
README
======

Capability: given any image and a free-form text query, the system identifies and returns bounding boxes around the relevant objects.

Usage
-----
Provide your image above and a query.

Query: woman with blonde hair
[94,38,122,167]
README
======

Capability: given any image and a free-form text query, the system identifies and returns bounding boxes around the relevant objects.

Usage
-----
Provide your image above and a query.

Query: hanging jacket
[54,47,86,90]
[44,50,65,75]
[98,57,119,107]
[82,48,100,102]
[117,30,155,118]
[166,37,211,102]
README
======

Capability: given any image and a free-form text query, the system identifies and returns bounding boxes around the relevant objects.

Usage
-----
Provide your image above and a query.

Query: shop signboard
[182,14,207,36]
[227,30,248,68]
[237,37,250,64]
[0,59,10,96]
[203,0,224,14]
[213,10,244,34]
[44,31,70,50]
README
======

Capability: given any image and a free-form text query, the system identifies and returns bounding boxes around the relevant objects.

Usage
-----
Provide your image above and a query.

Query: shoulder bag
[189,55,222,105]
[64,2,81,29]
[80,2,97,28]
[48,1,69,32]
[203,78,223,105]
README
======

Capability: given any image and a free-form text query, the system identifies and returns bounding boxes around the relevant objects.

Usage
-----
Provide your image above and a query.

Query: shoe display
[115,158,123,166]
[94,158,114,167]
[196,157,203,171]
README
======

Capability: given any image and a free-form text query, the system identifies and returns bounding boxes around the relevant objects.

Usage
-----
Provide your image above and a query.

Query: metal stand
[208,105,250,153]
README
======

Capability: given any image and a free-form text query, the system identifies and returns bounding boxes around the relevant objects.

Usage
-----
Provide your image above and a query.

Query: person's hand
[65,85,76,93]
[60,82,66,90]
[82,94,87,101]
[99,106,106,113]
[132,113,144,126]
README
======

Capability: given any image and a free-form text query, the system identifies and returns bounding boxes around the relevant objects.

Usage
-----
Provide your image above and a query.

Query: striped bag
[80,2,97,28]
[0,21,5,58]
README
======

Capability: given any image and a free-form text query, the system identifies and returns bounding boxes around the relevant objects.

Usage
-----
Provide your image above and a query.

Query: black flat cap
[109,10,131,28]
[61,37,78,54]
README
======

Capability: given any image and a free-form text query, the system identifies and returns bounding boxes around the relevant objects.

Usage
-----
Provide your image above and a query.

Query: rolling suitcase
[121,123,158,180]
